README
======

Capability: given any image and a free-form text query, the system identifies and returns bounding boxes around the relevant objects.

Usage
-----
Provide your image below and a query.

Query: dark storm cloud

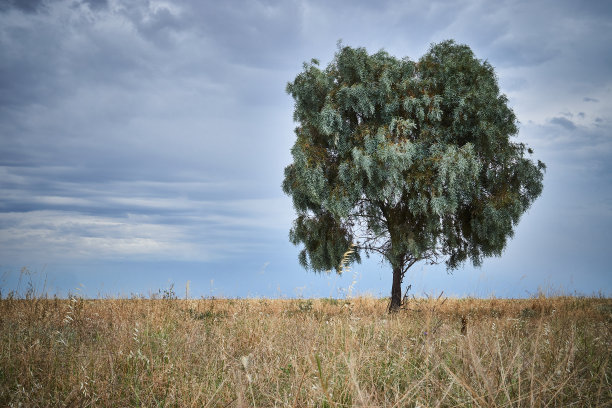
[583,97,599,103]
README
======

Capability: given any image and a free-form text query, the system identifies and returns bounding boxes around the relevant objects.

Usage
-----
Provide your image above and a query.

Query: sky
[1,0,611,299]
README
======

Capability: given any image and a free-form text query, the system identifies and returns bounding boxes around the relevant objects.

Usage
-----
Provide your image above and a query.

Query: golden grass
[1,293,610,407]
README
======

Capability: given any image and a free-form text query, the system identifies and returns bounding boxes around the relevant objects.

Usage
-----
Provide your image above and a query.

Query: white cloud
[0,211,194,260]
[0,192,294,264]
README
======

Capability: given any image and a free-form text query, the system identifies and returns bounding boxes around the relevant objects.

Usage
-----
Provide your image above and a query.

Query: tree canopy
[283,40,545,311]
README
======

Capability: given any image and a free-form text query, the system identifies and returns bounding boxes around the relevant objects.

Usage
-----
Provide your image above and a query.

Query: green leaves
[289,213,356,273]
[284,40,545,277]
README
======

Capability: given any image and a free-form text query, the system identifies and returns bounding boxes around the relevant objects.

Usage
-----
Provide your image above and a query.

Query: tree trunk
[389,264,403,313]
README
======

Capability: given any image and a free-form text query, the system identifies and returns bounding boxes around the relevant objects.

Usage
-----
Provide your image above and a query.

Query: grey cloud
[0,0,46,13]
[184,1,304,69]
[0,25,64,109]
[0,1,284,186]
[550,116,577,130]
[138,7,183,42]
[0,0,293,131]
[298,0,467,58]
[118,2,191,49]
[0,6,152,115]
[563,0,612,21]
[430,0,612,100]
[487,37,559,68]
[113,0,305,68]
[427,0,562,68]
[82,0,107,10]
[0,210,205,262]
[1,0,611,296]
[0,156,294,264]
[0,193,292,264]
[529,121,612,178]
[0,158,291,227]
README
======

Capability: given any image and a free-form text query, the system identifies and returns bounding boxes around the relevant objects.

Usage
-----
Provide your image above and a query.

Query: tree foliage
[283,40,545,307]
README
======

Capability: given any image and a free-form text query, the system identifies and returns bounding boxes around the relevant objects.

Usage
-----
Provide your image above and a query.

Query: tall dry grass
[0,290,610,407]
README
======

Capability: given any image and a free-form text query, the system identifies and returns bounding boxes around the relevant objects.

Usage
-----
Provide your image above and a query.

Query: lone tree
[283,40,545,312]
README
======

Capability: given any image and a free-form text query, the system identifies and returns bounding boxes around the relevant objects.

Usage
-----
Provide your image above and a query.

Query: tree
[283,40,545,312]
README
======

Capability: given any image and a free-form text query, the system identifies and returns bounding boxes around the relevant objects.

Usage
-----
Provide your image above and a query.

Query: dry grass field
[1,290,610,407]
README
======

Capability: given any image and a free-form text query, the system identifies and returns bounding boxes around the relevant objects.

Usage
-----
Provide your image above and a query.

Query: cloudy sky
[1,0,610,298]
